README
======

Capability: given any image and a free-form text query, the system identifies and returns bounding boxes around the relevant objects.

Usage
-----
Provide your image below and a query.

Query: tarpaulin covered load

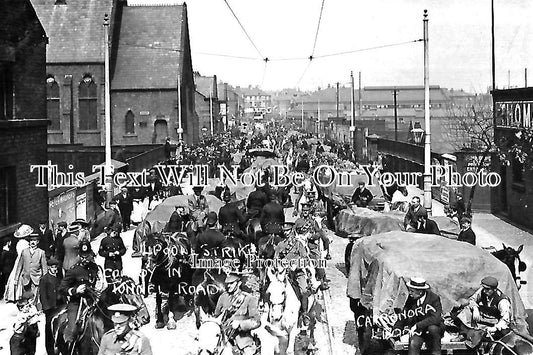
[335,208,403,237]
[136,195,224,234]
[202,178,254,203]
[336,209,461,237]
[347,232,527,331]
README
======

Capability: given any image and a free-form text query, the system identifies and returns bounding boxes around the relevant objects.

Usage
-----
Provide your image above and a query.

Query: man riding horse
[214,273,261,355]
[188,186,210,232]
[59,241,100,352]
[260,193,285,239]
[219,189,247,240]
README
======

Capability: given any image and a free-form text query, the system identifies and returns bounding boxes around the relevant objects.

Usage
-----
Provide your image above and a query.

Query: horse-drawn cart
[347,232,529,354]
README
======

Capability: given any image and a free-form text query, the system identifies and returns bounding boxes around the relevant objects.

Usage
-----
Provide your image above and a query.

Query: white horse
[257,267,301,355]
[197,308,233,355]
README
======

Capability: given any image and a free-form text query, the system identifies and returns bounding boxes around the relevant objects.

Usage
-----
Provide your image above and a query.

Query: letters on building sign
[496,101,533,128]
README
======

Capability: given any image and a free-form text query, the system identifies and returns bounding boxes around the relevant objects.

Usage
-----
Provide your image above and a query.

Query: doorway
[153,119,168,144]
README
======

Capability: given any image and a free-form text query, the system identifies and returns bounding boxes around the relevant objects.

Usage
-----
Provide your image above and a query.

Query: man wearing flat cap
[60,240,99,349]
[452,276,512,346]
[39,257,64,355]
[392,277,444,355]
[105,200,123,234]
[98,304,152,355]
[457,217,476,245]
[214,273,260,355]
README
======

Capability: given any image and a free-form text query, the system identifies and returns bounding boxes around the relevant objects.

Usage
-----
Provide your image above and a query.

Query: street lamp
[411,127,425,145]
[201,126,208,137]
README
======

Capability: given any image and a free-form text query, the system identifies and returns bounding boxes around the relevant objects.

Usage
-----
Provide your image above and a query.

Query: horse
[261,267,301,355]
[192,269,226,329]
[197,309,233,355]
[141,231,194,329]
[490,243,527,289]
[483,330,533,355]
[53,276,150,355]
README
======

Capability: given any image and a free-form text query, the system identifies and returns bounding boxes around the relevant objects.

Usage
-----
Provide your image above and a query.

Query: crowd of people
[0,126,517,355]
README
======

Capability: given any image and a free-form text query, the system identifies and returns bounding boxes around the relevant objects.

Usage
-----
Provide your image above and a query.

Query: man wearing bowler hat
[214,273,260,355]
[37,220,54,259]
[39,257,64,355]
[60,240,99,349]
[98,304,152,355]
[392,277,444,355]
[451,276,512,347]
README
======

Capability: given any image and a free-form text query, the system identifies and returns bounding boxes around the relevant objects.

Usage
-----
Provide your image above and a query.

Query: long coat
[39,272,63,311]
[15,247,48,286]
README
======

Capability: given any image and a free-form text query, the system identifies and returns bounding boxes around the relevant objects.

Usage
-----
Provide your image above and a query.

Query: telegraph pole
[317,97,321,137]
[394,88,398,141]
[336,82,339,120]
[103,14,113,205]
[358,71,362,117]
[209,81,214,135]
[350,71,356,151]
[301,97,304,130]
[423,10,432,216]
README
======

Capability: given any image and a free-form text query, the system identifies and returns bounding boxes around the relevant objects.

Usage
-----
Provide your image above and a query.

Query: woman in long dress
[3,225,33,302]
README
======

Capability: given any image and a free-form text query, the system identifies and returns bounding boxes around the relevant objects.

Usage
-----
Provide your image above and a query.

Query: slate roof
[111,5,184,90]
[195,75,216,99]
[32,0,113,63]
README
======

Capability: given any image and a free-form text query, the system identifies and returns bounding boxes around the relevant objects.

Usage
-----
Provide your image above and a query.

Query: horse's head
[108,276,151,326]
[141,233,167,273]
[197,307,225,355]
[493,243,526,289]
[265,267,288,322]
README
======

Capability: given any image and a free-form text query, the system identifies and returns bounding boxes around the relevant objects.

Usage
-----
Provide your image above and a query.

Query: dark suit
[417,219,441,236]
[404,205,428,230]
[458,228,476,245]
[219,202,247,236]
[39,272,64,355]
[38,227,55,258]
[98,235,126,281]
[105,207,123,233]
[394,290,445,355]
[195,228,226,255]
[246,189,268,217]
[260,201,285,235]
[115,193,133,230]
[59,261,99,343]
[351,187,374,207]
[167,211,185,233]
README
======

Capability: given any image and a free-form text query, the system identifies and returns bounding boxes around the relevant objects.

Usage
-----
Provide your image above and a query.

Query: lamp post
[423,9,432,215]
[103,14,113,206]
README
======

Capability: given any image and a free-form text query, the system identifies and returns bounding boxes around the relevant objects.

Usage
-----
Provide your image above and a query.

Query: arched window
[79,74,97,130]
[125,110,135,134]
[46,75,60,130]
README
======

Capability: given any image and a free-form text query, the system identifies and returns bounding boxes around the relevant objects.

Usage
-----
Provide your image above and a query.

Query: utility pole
[423,9,432,216]
[350,71,356,153]
[336,82,339,120]
[508,70,511,88]
[317,97,321,137]
[301,97,304,130]
[394,88,398,141]
[358,71,362,117]
[103,13,113,206]
[209,81,214,135]
[526,68,528,87]
[177,76,183,143]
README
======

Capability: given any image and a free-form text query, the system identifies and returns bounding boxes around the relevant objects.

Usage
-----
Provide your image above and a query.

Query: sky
[128,0,532,93]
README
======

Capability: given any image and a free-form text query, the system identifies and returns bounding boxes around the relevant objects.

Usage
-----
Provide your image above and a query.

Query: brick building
[492,88,533,230]
[0,0,49,237]
[32,0,198,146]
[195,73,221,136]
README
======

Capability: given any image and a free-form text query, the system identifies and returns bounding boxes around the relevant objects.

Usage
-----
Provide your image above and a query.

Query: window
[125,110,135,134]
[46,76,60,130]
[0,62,14,120]
[79,75,97,130]
[0,167,16,227]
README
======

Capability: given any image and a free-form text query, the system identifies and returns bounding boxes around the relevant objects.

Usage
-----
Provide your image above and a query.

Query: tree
[443,94,494,215]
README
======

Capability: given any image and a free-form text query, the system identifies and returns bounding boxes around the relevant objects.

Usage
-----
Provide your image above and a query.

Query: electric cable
[311,0,327,58]
[222,0,265,60]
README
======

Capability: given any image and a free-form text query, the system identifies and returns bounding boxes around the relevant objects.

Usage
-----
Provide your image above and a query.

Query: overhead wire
[311,0,327,58]
[222,0,265,60]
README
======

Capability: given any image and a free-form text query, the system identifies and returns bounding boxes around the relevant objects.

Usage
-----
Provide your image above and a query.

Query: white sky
[128,0,532,93]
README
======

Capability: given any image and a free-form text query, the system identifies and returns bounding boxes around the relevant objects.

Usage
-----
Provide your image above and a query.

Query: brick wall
[46,64,105,146]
